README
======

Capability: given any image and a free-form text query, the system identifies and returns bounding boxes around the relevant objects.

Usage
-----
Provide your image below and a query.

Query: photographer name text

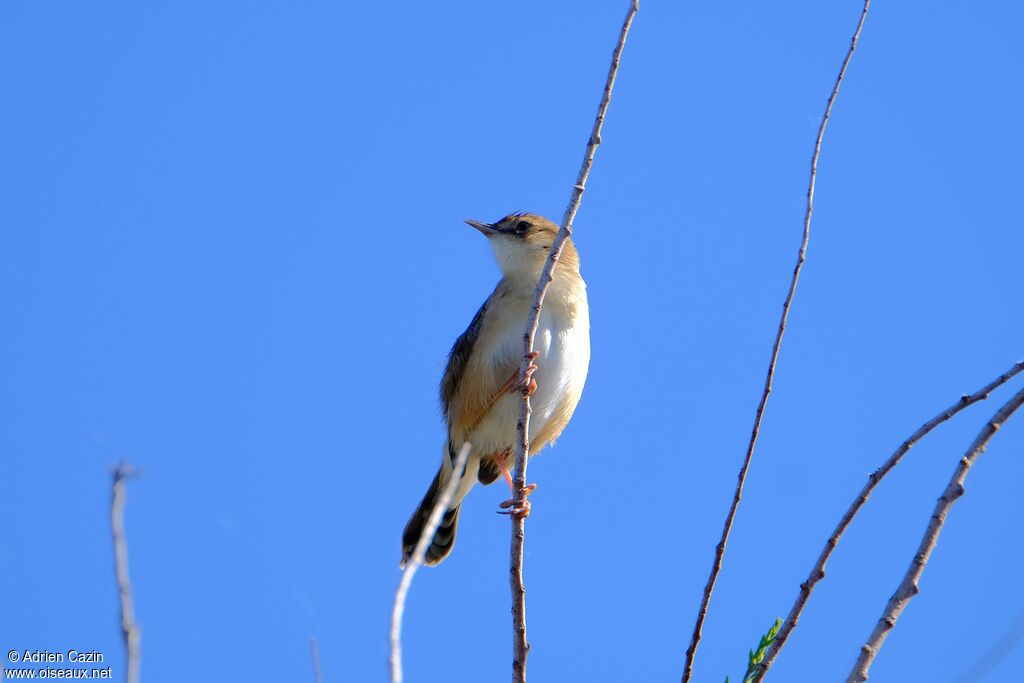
[9,650,104,664]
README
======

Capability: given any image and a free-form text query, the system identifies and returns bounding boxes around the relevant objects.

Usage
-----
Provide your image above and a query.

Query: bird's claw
[497,499,532,519]
[512,363,539,396]
[496,483,537,519]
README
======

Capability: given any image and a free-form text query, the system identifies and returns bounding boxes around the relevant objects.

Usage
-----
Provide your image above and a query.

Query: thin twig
[310,637,323,683]
[755,360,1024,680]
[111,461,141,683]
[680,3,870,681]
[389,442,472,683]
[845,384,1024,682]
[509,2,639,682]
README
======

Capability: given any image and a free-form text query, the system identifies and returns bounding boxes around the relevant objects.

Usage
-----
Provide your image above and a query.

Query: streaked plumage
[401,213,591,566]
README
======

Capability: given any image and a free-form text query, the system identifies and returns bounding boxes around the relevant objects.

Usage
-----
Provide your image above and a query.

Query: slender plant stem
[845,384,1024,682]
[755,361,1024,680]
[680,3,871,681]
[508,3,638,682]
[111,461,141,683]
[389,442,472,683]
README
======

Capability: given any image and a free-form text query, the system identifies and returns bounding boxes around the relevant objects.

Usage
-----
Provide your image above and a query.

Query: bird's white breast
[530,305,590,429]
[470,285,590,455]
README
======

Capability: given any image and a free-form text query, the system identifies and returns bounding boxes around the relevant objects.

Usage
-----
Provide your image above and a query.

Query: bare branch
[510,2,639,681]
[846,384,1024,682]
[389,442,472,683]
[680,3,871,681]
[755,360,1024,680]
[310,637,323,683]
[111,461,140,683]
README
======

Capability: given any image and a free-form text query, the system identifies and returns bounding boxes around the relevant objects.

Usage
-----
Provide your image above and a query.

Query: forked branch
[755,360,1024,680]
[845,384,1024,682]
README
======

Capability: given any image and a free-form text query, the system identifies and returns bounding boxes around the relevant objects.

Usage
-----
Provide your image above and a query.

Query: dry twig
[680,3,871,681]
[845,384,1024,682]
[111,461,141,683]
[389,442,472,683]
[509,2,639,681]
[755,361,1024,680]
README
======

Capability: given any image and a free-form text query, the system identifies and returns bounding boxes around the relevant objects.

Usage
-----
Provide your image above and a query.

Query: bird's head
[464,212,578,279]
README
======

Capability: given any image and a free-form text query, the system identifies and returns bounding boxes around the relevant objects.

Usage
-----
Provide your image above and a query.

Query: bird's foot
[511,357,539,397]
[497,483,537,519]
[498,499,531,519]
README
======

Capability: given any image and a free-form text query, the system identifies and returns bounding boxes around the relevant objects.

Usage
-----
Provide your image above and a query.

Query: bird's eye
[515,220,532,234]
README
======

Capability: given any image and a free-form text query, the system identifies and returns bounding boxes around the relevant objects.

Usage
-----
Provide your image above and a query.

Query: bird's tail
[401,469,461,567]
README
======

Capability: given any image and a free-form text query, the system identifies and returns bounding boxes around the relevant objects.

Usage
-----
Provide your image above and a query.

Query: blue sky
[2,2,1022,681]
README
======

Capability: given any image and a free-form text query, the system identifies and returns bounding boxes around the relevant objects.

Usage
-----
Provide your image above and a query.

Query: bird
[400,212,591,567]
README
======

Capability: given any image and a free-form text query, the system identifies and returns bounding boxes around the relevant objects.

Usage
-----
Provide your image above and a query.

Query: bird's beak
[465,219,497,236]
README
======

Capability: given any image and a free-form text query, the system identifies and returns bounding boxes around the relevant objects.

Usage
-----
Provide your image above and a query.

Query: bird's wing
[440,283,519,437]
[439,301,486,420]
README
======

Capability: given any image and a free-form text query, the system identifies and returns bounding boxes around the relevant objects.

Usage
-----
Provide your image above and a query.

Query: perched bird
[400,212,591,567]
